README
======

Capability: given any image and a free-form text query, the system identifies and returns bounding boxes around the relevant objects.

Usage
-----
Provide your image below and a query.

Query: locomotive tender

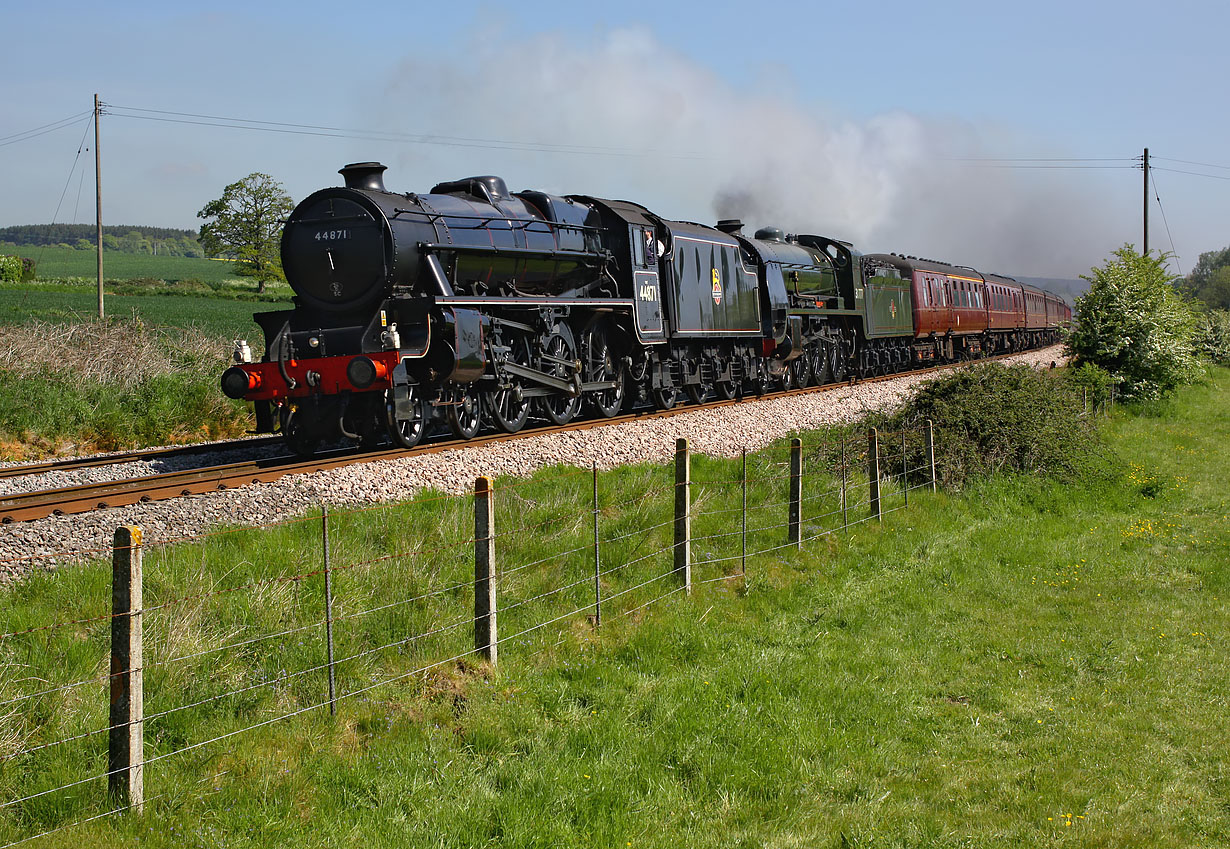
[221,162,1070,454]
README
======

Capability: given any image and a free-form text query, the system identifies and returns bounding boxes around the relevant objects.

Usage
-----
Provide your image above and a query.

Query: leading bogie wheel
[447,383,482,439]
[386,385,427,449]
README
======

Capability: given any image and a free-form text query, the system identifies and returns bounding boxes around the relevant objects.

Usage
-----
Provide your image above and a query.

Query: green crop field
[7,245,242,284]
[0,368,1226,847]
[0,287,283,339]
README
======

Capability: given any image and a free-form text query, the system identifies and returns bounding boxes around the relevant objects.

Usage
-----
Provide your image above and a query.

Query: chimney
[716,219,744,235]
[339,162,388,192]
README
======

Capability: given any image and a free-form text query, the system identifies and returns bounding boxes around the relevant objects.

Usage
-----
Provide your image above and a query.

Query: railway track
[0,352,1039,525]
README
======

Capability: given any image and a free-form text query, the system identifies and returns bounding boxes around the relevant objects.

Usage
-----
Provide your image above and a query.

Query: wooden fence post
[925,419,937,493]
[674,438,691,594]
[788,438,802,548]
[109,526,144,813]
[868,427,882,521]
[474,476,497,665]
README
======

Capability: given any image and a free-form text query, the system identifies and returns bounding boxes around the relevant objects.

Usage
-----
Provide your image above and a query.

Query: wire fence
[0,422,938,846]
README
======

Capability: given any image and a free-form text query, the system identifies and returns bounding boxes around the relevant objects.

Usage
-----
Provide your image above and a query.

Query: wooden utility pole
[1142,147,1149,257]
[95,94,104,319]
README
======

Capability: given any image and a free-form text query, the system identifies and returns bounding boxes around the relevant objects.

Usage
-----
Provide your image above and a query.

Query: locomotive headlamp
[309,336,320,348]
[346,356,388,389]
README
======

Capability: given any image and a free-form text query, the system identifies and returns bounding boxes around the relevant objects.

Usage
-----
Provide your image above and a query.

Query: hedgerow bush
[1066,246,1201,400]
[1193,309,1230,365]
[0,255,22,283]
[891,363,1107,490]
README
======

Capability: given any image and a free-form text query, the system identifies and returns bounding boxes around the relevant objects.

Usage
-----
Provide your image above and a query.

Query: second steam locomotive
[221,162,1070,454]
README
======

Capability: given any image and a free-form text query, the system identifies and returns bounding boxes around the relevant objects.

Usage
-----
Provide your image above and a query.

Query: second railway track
[0,351,1050,525]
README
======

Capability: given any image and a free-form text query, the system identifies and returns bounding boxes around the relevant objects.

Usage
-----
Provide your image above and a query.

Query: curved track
[0,352,1037,524]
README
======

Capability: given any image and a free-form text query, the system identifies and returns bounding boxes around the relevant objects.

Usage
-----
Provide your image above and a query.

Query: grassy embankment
[0,263,292,457]
[0,368,1226,847]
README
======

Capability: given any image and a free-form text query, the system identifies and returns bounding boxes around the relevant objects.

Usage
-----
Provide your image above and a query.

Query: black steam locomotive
[222,162,1068,454]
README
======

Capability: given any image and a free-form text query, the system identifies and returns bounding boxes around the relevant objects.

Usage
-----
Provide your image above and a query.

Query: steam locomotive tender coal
[221,163,1071,454]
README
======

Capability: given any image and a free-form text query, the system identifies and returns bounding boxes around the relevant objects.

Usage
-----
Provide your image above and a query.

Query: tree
[197,173,294,293]
[1065,245,1201,400]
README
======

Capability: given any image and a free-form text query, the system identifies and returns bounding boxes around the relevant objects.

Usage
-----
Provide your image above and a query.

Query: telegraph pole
[95,94,104,319]
[1142,147,1149,257]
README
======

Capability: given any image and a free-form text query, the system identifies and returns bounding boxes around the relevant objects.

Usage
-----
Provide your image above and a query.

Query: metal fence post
[788,438,802,548]
[592,462,601,628]
[840,434,848,532]
[901,429,908,507]
[674,438,691,594]
[109,526,144,813]
[321,504,337,717]
[925,419,937,493]
[474,476,497,665]
[741,447,747,587]
[868,427,882,521]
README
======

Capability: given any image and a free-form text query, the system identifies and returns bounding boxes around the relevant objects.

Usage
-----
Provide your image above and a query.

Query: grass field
[0,278,287,458]
[0,369,1226,847]
[8,246,240,284]
[0,288,281,340]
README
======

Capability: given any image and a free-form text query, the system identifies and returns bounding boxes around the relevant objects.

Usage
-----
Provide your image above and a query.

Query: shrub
[1193,309,1230,365]
[1065,246,1201,400]
[0,255,21,283]
[891,363,1107,490]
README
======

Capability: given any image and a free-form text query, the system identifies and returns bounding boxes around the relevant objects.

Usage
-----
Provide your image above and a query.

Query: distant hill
[0,224,203,258]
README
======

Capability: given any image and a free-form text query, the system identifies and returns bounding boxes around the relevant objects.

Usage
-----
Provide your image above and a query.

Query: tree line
[0,225,206,257]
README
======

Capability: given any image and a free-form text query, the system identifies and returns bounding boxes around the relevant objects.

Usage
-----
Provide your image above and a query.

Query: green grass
[0,288,281,340]
[16,246,240,284]
[0,369,1227,847]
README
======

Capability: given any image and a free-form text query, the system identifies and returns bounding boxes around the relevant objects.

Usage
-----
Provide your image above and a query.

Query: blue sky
[3,0,1227,278]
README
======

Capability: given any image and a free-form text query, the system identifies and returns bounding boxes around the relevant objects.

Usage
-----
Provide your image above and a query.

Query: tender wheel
[583,324,626,418]
[539,327,582,426]
[386,386,427,449]
[447,383,482,439]
[685,383,708,404]
[652,385,679,410]
[716,379,738,400]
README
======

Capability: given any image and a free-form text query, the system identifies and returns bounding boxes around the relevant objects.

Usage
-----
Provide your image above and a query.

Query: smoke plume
[376,26,1128,278]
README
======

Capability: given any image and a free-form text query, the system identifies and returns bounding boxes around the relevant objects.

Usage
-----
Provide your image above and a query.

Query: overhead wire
[1149,171,1183,275]
[0,110,92,148]
[104,104,705,160]
[1151,166,1230,182]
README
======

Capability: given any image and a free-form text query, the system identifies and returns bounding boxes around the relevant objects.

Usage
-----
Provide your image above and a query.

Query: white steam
[377,27,1126,278]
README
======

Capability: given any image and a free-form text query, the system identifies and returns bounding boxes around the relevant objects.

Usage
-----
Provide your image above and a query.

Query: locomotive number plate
[314,229,351,241]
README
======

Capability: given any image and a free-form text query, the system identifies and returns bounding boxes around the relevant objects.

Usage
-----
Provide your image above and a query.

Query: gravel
[0,345,1066,583]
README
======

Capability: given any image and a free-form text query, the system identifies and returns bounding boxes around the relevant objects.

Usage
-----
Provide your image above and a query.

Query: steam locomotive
[221,162,1070,454]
